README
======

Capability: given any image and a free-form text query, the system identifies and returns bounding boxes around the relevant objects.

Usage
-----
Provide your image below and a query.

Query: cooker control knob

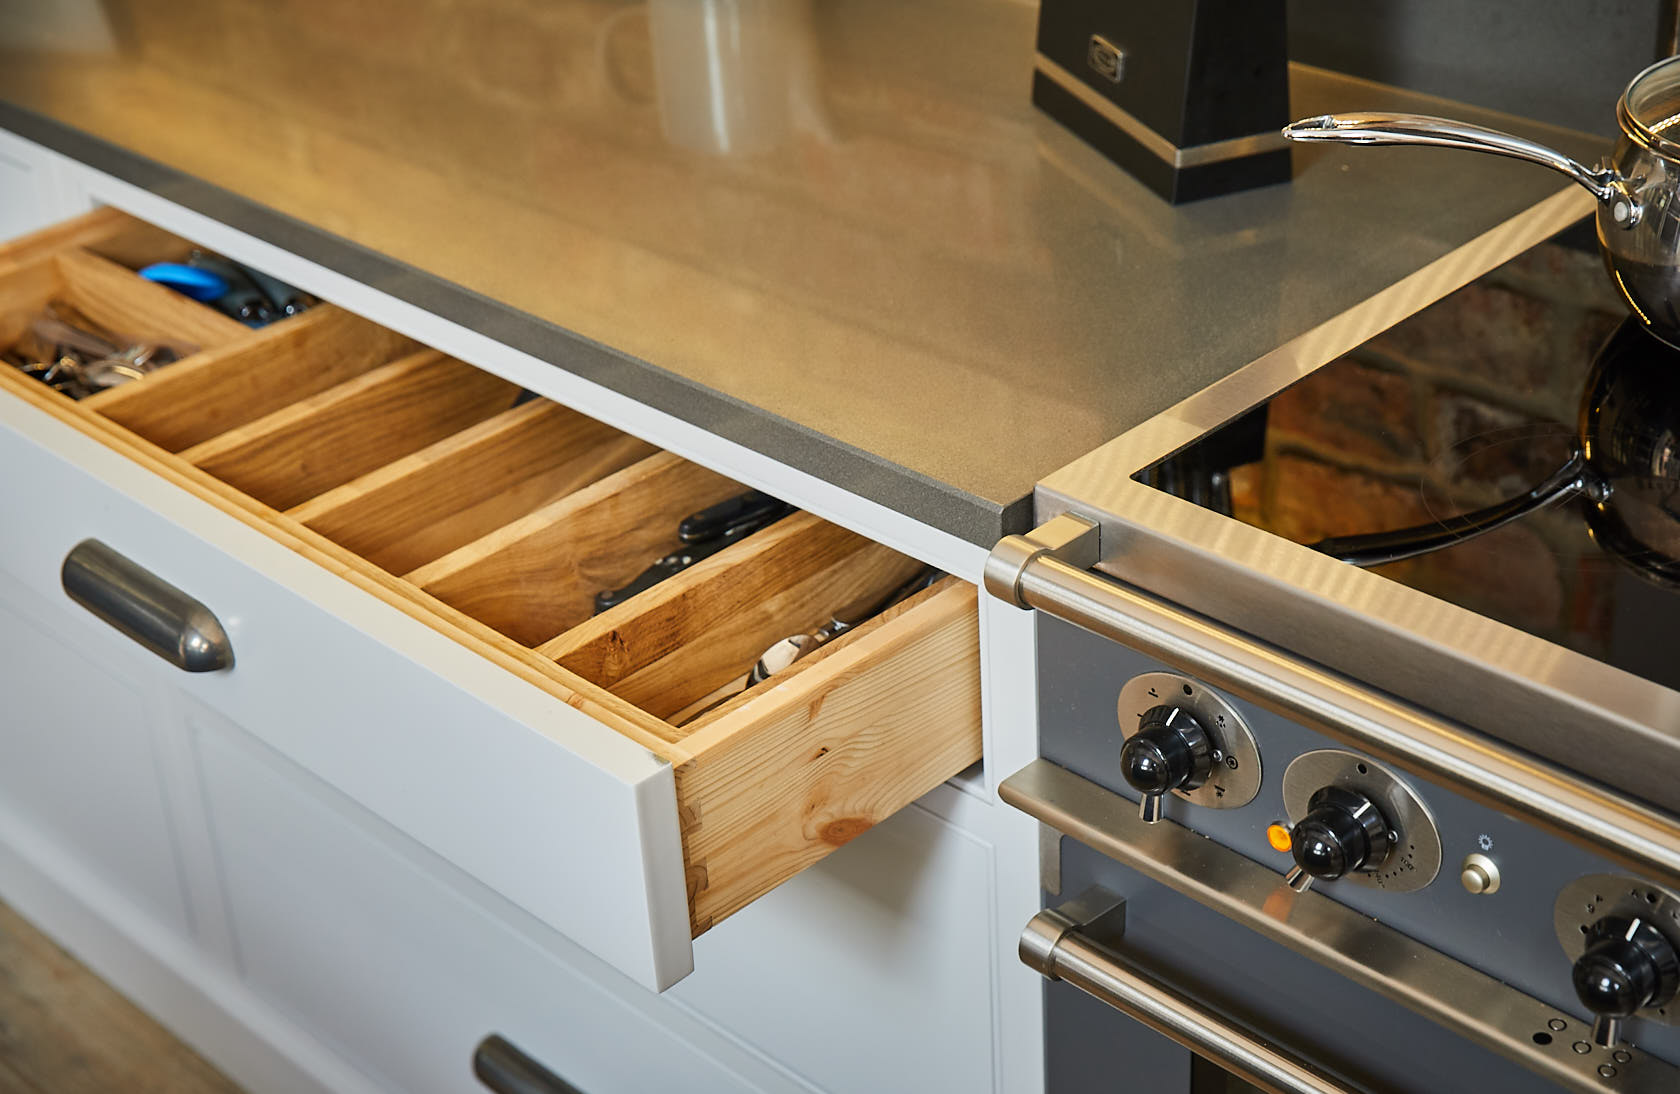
[1120,705,1213,824]
[1284,786,1394,893]
[1573,915,1680,1047]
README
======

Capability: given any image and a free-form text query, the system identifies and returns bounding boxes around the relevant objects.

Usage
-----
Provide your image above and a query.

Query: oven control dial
[1120,706,1214,823]
[1573,914,1680,1047]
[1279,751,1441,894]
[1116,674,1263,822]
[1284,786,1394,893]
[1555,876,1680,1046]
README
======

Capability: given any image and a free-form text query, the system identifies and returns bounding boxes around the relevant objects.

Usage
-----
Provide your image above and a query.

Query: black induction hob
[1140,221,1680,693]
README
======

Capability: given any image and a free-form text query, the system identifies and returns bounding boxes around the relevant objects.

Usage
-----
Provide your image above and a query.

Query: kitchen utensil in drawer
[0,205,983,991]
[186,251,275,326]
[593,488,793,614]
[671,564,944,724]
[138,262,228,302]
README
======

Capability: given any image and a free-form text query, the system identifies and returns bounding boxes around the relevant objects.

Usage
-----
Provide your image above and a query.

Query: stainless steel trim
[1004,759,1680,1092]
[1034,52,1289,168]
[1025,184,1680,818]
[61,540,233,673]
[990,537,1680,893]
[1023,893,1365,1094]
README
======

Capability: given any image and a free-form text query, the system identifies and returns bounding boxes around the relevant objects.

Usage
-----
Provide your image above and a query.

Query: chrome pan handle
[62,539,232,672]
[1282,112,1640,227]
[986,516,1680,894]
[1024,893,1365,1094]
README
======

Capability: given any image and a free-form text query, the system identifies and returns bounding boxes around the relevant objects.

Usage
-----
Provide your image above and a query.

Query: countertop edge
[0,100,1028,549]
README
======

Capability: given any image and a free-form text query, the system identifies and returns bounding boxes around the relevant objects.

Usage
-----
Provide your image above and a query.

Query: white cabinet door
[193,713,804,1094]
[0,562,190,939]
[669,800,998,1093]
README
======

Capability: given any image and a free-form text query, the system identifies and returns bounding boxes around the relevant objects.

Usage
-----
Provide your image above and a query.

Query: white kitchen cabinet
[0,193,1041,1093]
[0,120,1049,1090]
[668,794,998,1094]
[0,205,983,995]
[0,566,191,942]
[191,708,811,1094]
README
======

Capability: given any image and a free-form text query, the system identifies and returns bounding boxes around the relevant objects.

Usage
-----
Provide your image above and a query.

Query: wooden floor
[0,899,243,1093]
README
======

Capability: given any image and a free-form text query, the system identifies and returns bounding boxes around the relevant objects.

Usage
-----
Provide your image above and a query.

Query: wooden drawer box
[0,209,981,990]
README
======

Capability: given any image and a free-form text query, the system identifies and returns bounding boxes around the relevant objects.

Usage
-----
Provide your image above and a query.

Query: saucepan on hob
[1311,317,1680,587]
[1284,56,1680,346]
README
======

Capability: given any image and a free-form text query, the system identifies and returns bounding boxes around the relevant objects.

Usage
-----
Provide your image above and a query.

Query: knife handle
[677,490,788,544]
[593,506,792,615]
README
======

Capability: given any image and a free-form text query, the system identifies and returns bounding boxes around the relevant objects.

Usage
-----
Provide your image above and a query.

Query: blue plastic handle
[138,263,229,302]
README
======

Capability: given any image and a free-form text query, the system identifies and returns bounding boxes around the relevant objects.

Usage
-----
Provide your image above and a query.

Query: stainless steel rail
[1023,896,1363,1094]
[986,517,1680,894]
[1006,759,1680,1093]
[61,539,232,672]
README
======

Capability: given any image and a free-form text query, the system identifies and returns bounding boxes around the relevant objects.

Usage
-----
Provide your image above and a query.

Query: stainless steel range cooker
[991,213,1680,1092]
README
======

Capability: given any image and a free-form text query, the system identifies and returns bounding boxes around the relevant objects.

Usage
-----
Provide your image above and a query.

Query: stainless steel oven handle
[986,518,1680,892]
[1023,895,1364,1094]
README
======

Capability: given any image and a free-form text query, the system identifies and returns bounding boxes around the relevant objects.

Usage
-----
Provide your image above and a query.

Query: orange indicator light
[1266,823,1293,853]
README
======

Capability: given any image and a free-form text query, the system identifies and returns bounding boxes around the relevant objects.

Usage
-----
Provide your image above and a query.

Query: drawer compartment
[0,210,981,981]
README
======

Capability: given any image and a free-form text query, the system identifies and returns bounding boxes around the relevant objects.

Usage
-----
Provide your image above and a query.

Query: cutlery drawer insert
[0,209,981,988]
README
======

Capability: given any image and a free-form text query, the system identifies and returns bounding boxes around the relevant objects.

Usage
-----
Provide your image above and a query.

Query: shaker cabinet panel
[194,716,801,1094]
[0,572,190,938]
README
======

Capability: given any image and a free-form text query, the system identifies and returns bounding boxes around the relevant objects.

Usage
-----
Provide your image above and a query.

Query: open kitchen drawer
[0,208,981,990]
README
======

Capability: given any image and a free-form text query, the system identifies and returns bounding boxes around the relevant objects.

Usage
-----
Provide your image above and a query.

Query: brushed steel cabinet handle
[473,1036,584,1094]
[1022,891,1369,1094]
[61,539,233,673]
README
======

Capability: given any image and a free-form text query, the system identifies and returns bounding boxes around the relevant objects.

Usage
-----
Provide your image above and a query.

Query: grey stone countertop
[0,0,1610,545]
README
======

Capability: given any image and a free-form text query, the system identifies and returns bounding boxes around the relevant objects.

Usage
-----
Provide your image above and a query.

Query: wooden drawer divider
[0,208,982,943]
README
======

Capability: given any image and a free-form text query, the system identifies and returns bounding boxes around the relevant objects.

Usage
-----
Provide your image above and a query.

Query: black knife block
[1031,0,1291,204]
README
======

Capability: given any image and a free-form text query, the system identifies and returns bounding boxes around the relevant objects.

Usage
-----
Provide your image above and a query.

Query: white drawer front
[195,719,796,1094]
[0,392,693,990]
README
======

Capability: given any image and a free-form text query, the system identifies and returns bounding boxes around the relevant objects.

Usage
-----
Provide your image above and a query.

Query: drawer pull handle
[473,1036,584,1094]
[61,539,233,672]
[1022,890,1364,1094]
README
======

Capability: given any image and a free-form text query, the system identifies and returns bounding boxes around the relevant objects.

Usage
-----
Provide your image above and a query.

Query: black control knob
[1572,915,1680,1046]
[1120,706,1213,824]
[1284,786,1394,893]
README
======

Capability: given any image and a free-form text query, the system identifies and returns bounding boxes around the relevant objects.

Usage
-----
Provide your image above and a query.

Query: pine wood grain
[0,257,61,348]
[289,399,657,575]
[410,451,742,647]
[85,305,419,451]
[0,207,186,271]
[0,330,983,944]
[55,249,245,349]
[545,512,925,724]
[0,358,681,760]
[0,899,242,1093]
[674,581,981,934]
[179,351,519,510]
